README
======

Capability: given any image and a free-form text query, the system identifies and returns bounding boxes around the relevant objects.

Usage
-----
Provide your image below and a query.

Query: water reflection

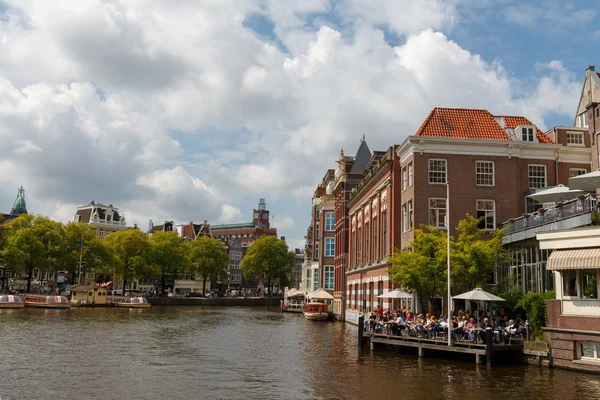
[0,307,597,399]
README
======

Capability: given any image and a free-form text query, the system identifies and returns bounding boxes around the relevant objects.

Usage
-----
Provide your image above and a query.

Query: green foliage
[2,214,64,291]
[492,286,525,317]
[103,228,151,290]
[149,231,190,291]
[189,236,229,293]
[389,226,448,310]
[62,222,113,281]
[240,235,294,294]
[517,290,556,338]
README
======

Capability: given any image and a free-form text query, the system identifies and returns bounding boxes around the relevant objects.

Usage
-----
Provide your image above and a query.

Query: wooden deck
[363,331,524,365]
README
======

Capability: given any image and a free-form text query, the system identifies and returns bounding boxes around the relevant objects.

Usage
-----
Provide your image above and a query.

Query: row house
[332,138,372,319]
[343,107,591,321]
[346,146,403,318]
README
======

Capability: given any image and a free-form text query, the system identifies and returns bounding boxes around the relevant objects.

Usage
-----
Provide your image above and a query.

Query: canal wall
[147,296,282,307]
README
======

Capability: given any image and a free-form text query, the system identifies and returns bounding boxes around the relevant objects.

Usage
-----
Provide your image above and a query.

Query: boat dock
[357,316,524,365]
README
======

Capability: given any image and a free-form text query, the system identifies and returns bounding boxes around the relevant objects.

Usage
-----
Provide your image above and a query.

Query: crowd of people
[364,305,528,344]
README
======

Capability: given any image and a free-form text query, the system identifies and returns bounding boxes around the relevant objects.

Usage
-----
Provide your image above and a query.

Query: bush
[516,290,556,338]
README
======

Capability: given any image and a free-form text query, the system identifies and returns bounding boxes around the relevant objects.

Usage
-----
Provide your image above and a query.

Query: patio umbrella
[527,185,584,203]
[377,289,413,299]
[569,169,600,191]
[452,288,505,320]
[307,288,334,301]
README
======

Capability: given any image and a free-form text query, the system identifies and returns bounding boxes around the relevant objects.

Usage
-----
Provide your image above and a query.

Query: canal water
[1,306,599,399]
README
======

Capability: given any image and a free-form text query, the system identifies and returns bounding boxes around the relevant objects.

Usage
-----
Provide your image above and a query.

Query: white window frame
[528,164,547,189]
[569,168,587,178]
[325,212,335,231]
[566,132,585,147]
[325,237,335,257]
[428,159,447,185]
[428,197,447,229]
[475,160,495,187]
[521,127,535,142]
[578,112,589,128]
[402,204,407,233]
[579,342,600,361]
[324,265,334,290]
[408,162,413,188]
[476,199,496,230]
[402,167,407,191]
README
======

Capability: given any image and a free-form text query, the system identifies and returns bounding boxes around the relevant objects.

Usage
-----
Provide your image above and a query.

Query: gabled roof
[415,108,509,140]
[349,138,372,174]
[415,107,553,144]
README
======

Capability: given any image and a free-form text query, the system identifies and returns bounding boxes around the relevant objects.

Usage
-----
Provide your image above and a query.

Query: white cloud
[0,0,585,247]
[272,215,296,230]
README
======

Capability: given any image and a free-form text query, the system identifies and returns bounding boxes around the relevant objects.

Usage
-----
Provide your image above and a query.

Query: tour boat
[22,295,71,309]
[303,302,329,321]
[109,296,151,308]
[0,294,25,309]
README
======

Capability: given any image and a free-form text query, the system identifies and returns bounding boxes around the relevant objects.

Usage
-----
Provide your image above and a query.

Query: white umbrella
[569,170,600,191]
[452,288,505,302]
[307,288,334,300]
[527,184,584,203]
[377,289,413,299]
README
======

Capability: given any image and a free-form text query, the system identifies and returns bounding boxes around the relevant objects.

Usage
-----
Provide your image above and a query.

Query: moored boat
[303,302,329,321]
[108,296,151,308]
[0,294,25,309]
[22,295,71,309]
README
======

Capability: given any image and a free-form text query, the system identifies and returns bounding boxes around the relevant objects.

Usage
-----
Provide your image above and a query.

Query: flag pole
[447,181,451,347]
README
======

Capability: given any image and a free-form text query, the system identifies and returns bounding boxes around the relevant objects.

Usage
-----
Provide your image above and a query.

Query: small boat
[109,296,151,308]
[22,295,71,309]
[0,294,25,309]
[303,302,329,321]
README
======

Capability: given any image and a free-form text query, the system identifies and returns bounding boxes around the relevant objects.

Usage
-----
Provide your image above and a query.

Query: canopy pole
[447,181,451,348]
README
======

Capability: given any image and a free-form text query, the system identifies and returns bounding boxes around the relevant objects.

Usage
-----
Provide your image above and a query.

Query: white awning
[546,249,600,271]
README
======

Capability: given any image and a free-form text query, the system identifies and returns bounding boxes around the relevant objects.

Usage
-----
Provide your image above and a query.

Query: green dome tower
[10,186,28,216]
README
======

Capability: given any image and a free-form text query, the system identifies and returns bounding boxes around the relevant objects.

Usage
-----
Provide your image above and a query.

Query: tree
[103,229,151,293]
[389,226,448,313]
[2,214,64,292]
[149,231,189,295]
[451,214,506,292]
[61,222,113,285]
[240,235,294,295]
[189,236,229,294]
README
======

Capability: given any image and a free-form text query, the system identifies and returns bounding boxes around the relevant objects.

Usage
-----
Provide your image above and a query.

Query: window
[580,342,600,361]
[567,132,584,146]
[521,127,535,141]
[402,204,407,233]
[372,217,378,261]
[408,162,413,187]
[315,210,320,220]
[378,281,384,307]
[325,212,335,231]
[325,237,335,257]
[351,230,356,268]
[357,227,362,265]
[578,112,588,128]
[580,270,598,299]
[381,211,387,257]
[324,266,334,289]
[563,270,577,297]
[402,167,407,191]
[428,159,447,184]
[476,200,496,230]
[570,168,587,178]
[408,200,413,231]
[429,198,447,228]
[315,223,320,239]
[313,269,319,291]
[528,165,547,188]
[315,243,319,259]
[365,222,370,263]
[476,161,495,186]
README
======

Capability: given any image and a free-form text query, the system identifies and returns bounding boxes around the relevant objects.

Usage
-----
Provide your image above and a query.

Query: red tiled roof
[500,116,553,144]
[415,107,554,144]
[415,108,509,140]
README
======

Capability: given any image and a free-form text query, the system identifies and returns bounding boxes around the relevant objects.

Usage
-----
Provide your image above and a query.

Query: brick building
[346,146,402,319]
[343,107,591,321]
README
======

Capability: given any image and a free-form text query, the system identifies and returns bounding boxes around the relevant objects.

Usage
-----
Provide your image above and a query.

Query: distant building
[293,249,304,289]
[227,239,243,290]
[74,201,129,238]
[1,186,30,290]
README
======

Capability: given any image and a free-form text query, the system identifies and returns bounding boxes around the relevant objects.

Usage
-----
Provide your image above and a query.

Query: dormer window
[520,126,535,142]
[567,132,584,146]
[577,112,588,128]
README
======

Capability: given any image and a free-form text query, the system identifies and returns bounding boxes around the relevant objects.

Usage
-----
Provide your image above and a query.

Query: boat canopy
[0,295,24,303]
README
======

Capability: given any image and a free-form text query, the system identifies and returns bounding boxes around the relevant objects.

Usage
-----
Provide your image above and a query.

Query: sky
[0,0,598,250]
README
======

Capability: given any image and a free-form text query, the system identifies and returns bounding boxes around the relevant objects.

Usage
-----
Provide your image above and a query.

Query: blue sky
[0,0,597,249]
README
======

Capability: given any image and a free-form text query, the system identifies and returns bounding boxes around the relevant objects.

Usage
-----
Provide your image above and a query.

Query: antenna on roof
[362,134,365,142]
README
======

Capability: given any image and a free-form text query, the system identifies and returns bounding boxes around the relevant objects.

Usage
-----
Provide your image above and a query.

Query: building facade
[74,201,130,238]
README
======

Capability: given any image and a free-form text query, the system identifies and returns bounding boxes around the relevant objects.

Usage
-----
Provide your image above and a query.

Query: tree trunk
[26,265,33,293]
[161,270,166,297]
[123,277,127,296]
[203,277,207,294]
